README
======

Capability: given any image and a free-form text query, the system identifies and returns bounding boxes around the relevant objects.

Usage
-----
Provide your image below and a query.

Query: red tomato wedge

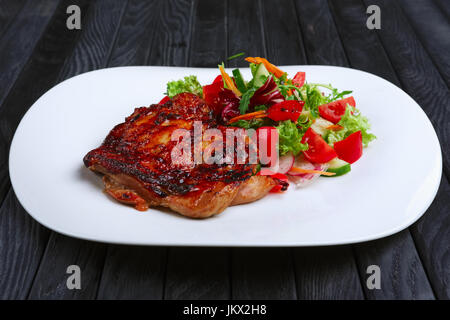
[333,131,363,164]
[301,128,337,163]
[258,169,289,193]
[267,100,304,122]
[158,96,170,104]
[212,75,223,85]
[318,96,356,124]
[292,72,306,88]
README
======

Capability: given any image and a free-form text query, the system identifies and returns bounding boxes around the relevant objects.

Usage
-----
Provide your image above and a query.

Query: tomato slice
[267,100,304,122]
[318,96,356,124]
[212,75,223,85]
[292,72,306,88]
[158,96,170,104]
[258,169,289,193]
[333,131,362,164]
[301,127,337,163]
[257,126,279,166]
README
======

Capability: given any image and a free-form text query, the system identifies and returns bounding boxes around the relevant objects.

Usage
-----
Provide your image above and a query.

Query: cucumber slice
[253,63,270,87]
[232,69,247,93]
[325,158,351,177]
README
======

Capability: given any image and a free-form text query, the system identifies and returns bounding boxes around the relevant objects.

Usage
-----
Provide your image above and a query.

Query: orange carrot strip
[228,110,267,124]
[326,124,344,131]
[290,166,336,176]
[219,65,242,97]
[245,57,285,78]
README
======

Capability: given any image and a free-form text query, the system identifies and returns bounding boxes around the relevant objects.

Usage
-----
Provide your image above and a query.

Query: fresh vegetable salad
[162,56,375,191]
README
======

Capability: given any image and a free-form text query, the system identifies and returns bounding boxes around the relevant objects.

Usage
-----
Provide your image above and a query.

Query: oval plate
[9,66,442,246]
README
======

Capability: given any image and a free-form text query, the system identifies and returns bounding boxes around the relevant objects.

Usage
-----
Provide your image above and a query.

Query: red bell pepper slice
[333,131,363,164]
[301,128,337,163]
[212,75,223,85]
[292,72,306,88]
[258,169,289,193]
[267,100,304,122]
[318,96,356,124]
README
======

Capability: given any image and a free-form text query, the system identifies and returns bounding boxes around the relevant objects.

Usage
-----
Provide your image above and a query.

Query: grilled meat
[84,93,277,218]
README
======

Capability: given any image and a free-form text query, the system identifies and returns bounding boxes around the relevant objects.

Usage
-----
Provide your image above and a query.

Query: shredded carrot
[326,124,344,131]
[219,65,242,97]
[290,166,336,176]
[228,110,267,124]
[245,57,285,78]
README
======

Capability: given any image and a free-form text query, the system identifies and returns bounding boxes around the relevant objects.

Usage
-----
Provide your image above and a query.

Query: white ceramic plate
[9,66,442,246]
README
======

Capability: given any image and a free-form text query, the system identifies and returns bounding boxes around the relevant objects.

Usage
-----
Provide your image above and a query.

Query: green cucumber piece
[325,158,351,177]
[253,63,270,87]
[232,69,247,93]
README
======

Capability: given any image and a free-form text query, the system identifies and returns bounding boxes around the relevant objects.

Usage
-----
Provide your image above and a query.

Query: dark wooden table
[0,0,449,300]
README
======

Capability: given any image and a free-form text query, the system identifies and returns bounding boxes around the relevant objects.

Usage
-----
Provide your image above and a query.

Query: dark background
[0,0,449,300]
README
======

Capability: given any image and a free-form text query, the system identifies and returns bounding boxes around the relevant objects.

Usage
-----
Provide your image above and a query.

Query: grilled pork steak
[84,93,277,218]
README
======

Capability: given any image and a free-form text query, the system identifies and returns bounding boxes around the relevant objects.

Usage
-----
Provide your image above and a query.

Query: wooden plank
[362,0,450,176]
[411,175,450,299]
[0,190,50,299]
[227,0,266,67]
[27,0,128,299]
[294,0,434,299]
[398,0,450,88]
[97,246,166,299]
[294,247,364,299]
[0,0,90,300]
[188,0,226,67]
[0,0,59,107]
[293,0,348,66]
[0,0,26,39]
[97,0,193,299]
[28,233,106,299]
[232,248,297,299]
[164,247,230,300]
[262,0,307,65]
[354,232,435,299]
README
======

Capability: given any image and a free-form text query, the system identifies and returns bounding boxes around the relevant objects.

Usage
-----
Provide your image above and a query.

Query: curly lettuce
[276,120,308,155]
[166,75,203,98]
[325,106,376,147]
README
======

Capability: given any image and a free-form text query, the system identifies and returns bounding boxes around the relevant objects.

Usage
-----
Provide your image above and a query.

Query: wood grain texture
[28,233,107,300]
[261,0,307,66]
[354,232,434,299]
[293,0,348,66]
[296,0,435,299]
[188,0,226,67]
[398,0,450,88]
[97,246,166,299]
[164,247,230,300]
[227,0,266,67]
[26,0,128,300]
[294,247,364,299]
[0,0,26,39]
[0,0,90,300]
[0,0,59,108]
[362,0,450,176]
[0,190,50,299]
[232,248,297,299]
[411,175,450,299]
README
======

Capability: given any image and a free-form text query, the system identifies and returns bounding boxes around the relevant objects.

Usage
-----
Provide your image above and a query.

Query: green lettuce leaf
[325,105,376,147]
[166,75,203,98]
[276,120,308,155]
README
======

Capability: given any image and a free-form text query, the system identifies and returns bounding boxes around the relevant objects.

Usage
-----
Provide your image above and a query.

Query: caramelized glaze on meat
[84,93,277,218]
